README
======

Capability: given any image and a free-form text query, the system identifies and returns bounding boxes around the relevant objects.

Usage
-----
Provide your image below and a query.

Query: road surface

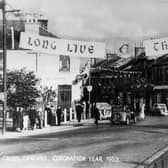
[0,116,168,168]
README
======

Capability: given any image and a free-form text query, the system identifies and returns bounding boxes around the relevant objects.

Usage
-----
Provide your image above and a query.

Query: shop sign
[19,32,106,58]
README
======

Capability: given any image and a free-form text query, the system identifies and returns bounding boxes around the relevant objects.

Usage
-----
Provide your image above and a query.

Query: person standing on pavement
[28,107,37,130]
[36,107,43,129]
[17,107,23,132]
[47,107,52,126]
[75,101,83,123]
[51,105,56,126]
[92,103,100,125]
[12,109,18,131]
[56,106,62,126]
[22,109,29,131]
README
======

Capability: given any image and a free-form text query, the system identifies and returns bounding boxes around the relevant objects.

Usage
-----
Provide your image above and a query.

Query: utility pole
[0,0,20,135]
[2,0,7,135]
[88,58,92,118]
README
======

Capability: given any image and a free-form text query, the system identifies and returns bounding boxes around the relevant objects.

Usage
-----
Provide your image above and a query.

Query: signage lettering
[42,40,49,49]
[154,42,159,51]
[34,39,40,47]
[67,43,94,54]
[20,32,106,58]
[144,37,168,56]
[28,37,57,50]
[88,45,94,54]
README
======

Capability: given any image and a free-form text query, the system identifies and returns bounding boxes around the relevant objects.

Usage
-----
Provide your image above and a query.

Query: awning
[153,85,168,90]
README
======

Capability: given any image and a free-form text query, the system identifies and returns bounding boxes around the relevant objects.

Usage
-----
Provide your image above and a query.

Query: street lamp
[1,0,7,135]
[88,58,92,118]
[0,0,20,135]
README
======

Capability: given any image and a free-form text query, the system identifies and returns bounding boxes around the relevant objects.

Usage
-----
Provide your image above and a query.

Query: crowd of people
[12,102,101,132]
[12,106,64,132]
[12,107,44,132]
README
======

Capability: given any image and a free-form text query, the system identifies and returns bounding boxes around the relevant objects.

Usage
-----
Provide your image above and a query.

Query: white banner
[19,32,106,58]
[144,37,168,56]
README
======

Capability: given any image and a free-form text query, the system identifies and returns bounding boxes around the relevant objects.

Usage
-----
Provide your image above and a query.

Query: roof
[93,54,121,69]
[93,52,149,71]
[154,54,168,66]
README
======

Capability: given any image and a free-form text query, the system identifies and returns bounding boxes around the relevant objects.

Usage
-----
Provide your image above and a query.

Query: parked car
[152,103,168,116]
[111,105,136,125]
[96,102,112,120]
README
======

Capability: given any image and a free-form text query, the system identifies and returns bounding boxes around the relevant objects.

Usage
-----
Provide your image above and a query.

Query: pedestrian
[28,107,37,130]
[12,109,18,131]
[56,106,62,126]
[139,103,145,120]
[46,107,52,126]
[51,105,56,126]
[22,110,29,131]
[75,101,83,123]
[16,107,23,132]
[36,107,43,129]
[92,103,100,125]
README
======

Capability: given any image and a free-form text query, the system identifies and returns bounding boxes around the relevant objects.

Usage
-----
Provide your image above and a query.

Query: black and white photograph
[1,0,168,168]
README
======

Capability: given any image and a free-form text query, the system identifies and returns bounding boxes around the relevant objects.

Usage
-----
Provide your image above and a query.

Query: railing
[136,145,168,168]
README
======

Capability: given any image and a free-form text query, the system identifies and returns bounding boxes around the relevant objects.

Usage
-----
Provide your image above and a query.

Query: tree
[41,86,56,107]
[7,68,40,110]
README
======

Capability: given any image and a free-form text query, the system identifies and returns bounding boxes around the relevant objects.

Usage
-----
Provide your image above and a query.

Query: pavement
[0,119,95,139]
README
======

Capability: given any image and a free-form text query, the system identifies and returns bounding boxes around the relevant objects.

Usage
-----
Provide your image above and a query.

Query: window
[59,55,70,72]
[57,85,72,109]
[165,68,168,81]
[156,68,162,81]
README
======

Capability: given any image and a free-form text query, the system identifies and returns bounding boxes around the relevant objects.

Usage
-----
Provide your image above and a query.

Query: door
[57,85,72,110]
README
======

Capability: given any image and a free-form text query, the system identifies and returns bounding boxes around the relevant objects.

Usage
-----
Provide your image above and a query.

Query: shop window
[59,55,70,72]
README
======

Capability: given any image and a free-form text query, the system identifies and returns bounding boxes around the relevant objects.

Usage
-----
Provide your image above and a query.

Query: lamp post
[0,0,20,135]
[88,58,92,118]
[1,0,7,135]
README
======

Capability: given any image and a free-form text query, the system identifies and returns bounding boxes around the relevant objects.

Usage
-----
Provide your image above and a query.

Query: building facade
[1,12,84,115]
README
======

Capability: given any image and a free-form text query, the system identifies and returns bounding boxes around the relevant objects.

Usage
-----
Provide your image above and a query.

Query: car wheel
[126,117,130,125]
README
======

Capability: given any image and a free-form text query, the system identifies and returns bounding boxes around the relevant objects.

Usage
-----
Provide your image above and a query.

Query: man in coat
[56,106,62,126]
[28,107,37,130]
[75,102,83,123]
[16,107,23,132]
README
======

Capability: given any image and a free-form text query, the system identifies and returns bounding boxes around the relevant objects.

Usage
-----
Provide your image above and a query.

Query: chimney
[135,47,145,58]
[24,12,39,34]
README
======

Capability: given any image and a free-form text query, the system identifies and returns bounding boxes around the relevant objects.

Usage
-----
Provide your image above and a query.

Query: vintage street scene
[1,0,168,168]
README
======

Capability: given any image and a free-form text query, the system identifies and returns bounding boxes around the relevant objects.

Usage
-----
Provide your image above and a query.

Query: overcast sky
[6,0,168,52]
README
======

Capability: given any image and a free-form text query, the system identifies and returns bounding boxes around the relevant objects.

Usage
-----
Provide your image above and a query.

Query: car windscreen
[112,107,124,112]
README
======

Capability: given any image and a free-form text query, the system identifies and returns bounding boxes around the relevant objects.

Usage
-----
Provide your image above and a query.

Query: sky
[6,0,168,53]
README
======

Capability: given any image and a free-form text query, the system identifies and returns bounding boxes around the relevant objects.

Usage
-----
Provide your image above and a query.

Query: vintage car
[111,105,136,125]
[152,103,168,116]
[96,102,112,120]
